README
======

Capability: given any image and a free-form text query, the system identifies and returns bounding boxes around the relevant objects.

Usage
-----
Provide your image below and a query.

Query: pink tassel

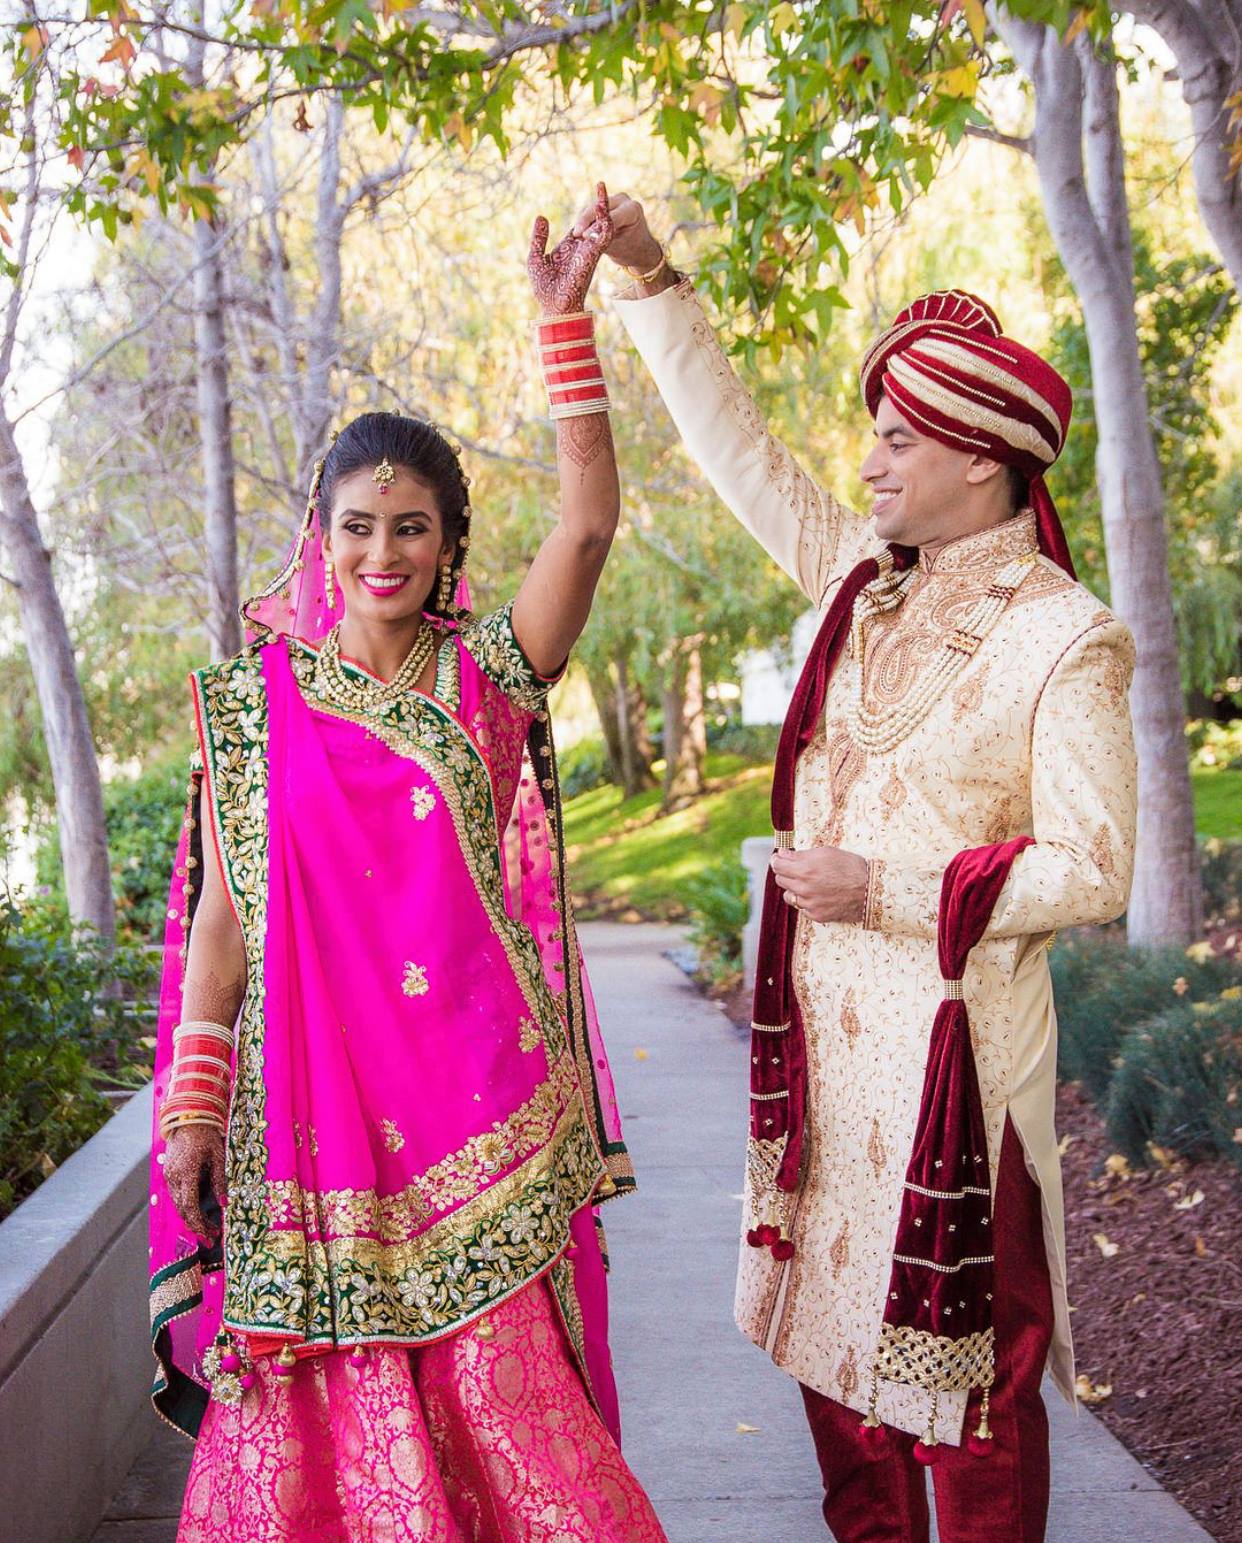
[858,1418,890,1460]
[913,1438,944,1466]
[967,1431,994,1458]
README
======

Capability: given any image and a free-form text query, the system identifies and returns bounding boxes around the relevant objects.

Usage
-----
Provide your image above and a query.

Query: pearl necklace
[846,552,1037,755]
[313,622,436,716]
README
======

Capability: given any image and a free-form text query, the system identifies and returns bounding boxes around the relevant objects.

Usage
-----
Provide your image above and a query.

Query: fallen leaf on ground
[1173,1189,1205,1211]
[1057,1133,1075,1155]
[1075,1375,1113,1405]
[1194,1235,1209,1258]
[736,1423,760,1434]
[1103,1153,1131,1178]
[1147,1143,1178,1168]
[1092,1232,1120,1258]
[633,1047,649,1060]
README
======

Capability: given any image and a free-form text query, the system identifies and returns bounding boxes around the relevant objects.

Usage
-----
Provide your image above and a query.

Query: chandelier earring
[324,557,337,611]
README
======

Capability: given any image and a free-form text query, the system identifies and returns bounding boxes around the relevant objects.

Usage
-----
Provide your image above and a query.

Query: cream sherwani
[616,280,1138,1443]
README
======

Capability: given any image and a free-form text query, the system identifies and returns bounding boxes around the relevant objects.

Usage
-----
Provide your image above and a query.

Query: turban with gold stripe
[859,290,1075,577]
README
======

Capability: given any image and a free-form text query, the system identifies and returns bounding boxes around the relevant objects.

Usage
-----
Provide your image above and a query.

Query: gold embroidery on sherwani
[830,1218,851,1279]
[841,989,861,1049]
[825,728,867,841]
[837,1342,860,1402]
[1090,822,1116,878]
[868,1117,888,1180]
[953,666,987,717]
[879,765,907,815]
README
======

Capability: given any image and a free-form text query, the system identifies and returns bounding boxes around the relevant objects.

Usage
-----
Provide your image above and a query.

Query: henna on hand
[182,963,246,1029]
[164,1124,227,1242]
[559,413,614,477]
[528,181,614,317]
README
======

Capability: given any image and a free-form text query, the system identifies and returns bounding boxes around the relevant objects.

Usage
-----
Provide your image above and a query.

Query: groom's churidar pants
[800,1118,1054,1543]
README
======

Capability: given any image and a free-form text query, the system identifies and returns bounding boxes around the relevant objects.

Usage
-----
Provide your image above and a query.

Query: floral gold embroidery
[868,1117,888,1180]
[841,989,861,1050]
[402,961,429,997]
[518,1016,541,1054]
[381,1119,405,1154]
[879,766,907,816]
[837,1342,860,1402]
[410,785,436,821]
[1090,822,1116,879]
[830,1218,851,1279]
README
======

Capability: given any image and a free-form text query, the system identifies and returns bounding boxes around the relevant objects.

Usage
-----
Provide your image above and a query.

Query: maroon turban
[859,290,1075,577]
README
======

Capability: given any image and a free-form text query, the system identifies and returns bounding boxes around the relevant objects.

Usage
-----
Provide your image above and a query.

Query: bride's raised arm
[509,182,621,678]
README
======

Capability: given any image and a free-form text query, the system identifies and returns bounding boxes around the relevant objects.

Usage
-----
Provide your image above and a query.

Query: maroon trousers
[800,1117,1054,1543]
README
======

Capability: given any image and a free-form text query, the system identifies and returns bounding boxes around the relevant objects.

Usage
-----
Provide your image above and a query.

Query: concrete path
[91,922,1213,1542]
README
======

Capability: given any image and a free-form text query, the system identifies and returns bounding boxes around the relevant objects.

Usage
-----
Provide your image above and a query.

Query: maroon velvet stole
[867,837,1034,1453]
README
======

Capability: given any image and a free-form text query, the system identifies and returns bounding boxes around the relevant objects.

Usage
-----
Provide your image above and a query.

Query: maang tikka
[373,457,395,493]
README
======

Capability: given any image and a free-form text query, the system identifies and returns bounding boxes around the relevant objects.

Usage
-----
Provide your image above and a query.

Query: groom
[587,193,1138,1543]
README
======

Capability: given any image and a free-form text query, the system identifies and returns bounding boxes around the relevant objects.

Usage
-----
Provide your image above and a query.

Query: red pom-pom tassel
[967,1432,994,1458]
[757,1223,780,1246]
[771,1237,795,1261]
[912,1439,944,1467]
[858,1417,889,1460]
[745,1228,765,1248]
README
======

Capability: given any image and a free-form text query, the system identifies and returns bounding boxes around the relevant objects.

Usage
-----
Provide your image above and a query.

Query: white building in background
[739,610,819,725]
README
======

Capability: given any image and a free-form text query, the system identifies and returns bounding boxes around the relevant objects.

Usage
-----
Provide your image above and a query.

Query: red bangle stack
[158,1020,234,1141]
[537,311,610,420]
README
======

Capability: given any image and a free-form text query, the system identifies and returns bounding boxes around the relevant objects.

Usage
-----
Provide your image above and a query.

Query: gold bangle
[625,244,669,285]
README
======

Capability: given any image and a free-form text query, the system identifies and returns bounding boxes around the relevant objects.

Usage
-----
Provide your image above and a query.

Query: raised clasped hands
[528,180,615,319]
[163,1123,227,1243]
[571,189,663,274]
[771,845,870,925]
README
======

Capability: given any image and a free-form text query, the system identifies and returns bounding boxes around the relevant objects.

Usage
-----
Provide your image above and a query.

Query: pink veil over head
[148,440,626,1439]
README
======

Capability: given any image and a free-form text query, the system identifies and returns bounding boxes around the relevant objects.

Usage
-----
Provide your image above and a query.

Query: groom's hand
[771,846,869,924]
[572,190,663,273]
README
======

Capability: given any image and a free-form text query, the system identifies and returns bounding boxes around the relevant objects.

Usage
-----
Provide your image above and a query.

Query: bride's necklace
[313,621,436,716]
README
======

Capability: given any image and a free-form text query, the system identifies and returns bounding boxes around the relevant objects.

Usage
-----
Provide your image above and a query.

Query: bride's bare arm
[510,184,621,678]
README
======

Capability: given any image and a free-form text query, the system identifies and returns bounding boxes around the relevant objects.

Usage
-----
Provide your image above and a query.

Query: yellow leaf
[442,113,473,152]
[688,82,725,124]
[1147,1144,1177,1168]
[1220,985,1241,1000]
[1173,1189,1205,1211]
[1092,1232,1120,1258]
[1103,1153,1131,1178]
[21,24,48,59]
[1194,1234,1208,1257]
[1185,940,1215,963]
[725,2,747,41]
[736,1422,761,1433]
[1075,1374,1113,1405]
[634,1047,649,1060]
[962,0,986,49]
[99,34,137,68]
[938,59,980,99]
[1064,9,1090,43]
[1057,1133,1075,1155]
[770,2,798,38]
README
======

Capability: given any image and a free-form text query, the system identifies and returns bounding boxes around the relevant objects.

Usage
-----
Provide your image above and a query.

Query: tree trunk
[998,15,1203,944]
[586,662,627,786]
[187,26,240,660]
[0,414,115,942]
[616,655,657,798]
[662,645,707,812]
[1126,0,1242,292]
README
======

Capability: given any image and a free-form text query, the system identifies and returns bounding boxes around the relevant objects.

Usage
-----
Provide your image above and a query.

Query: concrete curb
[0,1085,154,1543]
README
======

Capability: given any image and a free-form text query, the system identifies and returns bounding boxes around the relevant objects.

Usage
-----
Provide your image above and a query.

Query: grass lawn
[564,756,1242,919]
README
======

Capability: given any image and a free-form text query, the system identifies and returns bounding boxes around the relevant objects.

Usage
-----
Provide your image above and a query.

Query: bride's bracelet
[536,311,610,421]
[159,1019,234,1141]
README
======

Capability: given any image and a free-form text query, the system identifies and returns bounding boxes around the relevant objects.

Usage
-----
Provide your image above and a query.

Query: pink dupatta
[149,496,629,1443]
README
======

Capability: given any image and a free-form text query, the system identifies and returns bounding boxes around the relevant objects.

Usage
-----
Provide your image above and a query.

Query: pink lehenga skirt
[177,1278,666,1543]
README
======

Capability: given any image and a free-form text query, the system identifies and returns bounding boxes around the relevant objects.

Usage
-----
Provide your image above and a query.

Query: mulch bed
[711,979,1242,1540]
[1057,1081,1242,1542]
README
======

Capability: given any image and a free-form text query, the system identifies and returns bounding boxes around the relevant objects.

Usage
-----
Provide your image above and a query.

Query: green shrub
[685,859,749,987]
[1051,932,1241,1102]
[710,722,782,763]
[0,897,156,1220]
[1105,993,1242,1171]
[36,756,188,942]
[1201,837,1242,927]
[557,737,611,800]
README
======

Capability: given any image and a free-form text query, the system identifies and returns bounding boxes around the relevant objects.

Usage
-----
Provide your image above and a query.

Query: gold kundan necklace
[846,551,1037,754]
[313,621,436,716]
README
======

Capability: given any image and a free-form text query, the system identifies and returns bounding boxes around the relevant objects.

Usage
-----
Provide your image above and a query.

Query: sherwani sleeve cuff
[613,279,874,605]
[862,858,941,938]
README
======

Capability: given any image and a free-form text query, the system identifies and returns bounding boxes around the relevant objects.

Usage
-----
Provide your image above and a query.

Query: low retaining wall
[0,1084,155,1543]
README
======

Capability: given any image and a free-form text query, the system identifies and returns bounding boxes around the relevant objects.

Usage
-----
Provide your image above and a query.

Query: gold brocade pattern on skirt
[178,1280,666,1543]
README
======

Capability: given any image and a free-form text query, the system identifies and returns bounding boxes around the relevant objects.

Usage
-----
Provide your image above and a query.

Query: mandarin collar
[918,509,1038,574]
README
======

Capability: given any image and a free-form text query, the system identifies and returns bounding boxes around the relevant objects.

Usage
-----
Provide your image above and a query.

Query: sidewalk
[92,921,1214,1542]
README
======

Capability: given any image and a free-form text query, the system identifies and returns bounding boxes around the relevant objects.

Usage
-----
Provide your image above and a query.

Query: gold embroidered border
[149,1259,202,1329]
[876,1323,994,1393]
